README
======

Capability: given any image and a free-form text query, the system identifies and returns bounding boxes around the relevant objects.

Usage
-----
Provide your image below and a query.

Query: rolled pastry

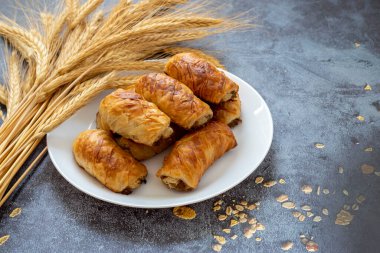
[157,121,237,191]
[212,94,241,127]
[98,89,173,146]
[136,73,213,129]
[73,129,148,194]
[165,53,239,104]
[114,125,185,161]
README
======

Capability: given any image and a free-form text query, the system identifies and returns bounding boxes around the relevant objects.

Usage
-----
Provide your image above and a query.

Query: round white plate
[47,71,273,208]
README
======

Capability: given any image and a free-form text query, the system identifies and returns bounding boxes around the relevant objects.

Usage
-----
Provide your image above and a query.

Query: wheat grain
[0,85,7,105]
[6,52,22,117]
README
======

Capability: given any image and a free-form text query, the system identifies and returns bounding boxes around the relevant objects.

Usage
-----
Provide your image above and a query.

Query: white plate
[47,71,273,208]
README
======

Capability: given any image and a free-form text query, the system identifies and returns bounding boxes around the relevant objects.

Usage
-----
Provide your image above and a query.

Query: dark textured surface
[1,0,380,252]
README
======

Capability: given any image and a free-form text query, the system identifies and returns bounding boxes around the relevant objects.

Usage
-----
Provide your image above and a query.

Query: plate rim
[47,70,273,208]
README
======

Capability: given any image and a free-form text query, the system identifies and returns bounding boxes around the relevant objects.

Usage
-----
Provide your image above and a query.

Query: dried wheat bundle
[0,0,251,207]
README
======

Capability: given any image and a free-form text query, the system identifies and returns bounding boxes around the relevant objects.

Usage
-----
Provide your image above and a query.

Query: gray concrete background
[0,0,380,252]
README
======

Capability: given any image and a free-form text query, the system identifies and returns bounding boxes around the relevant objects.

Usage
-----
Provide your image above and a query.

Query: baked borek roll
[73,129,148,194]
[165,53,239,104]
[98,89,173,146]
[136,73,213,129]
[213,94,241,127]
[156,121,237,191]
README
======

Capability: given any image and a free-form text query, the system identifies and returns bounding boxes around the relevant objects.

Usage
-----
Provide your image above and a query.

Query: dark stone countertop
[0,0,379,252]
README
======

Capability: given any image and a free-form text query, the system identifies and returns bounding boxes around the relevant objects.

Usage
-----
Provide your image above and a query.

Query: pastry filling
[161,176,192,191]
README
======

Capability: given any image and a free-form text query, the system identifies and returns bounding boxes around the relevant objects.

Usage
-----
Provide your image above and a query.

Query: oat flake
[364,84,372,91]
[276,194,289,203]
[322,208,329,216]
[9,208,22,218]
[307,212,314,218]
[213,206,221,212]
[374,172,380,176]
[212,244,222,252]
[364,147,373,152]
[256,223,265,231]
[218,215,227,221]
[281,241,294,251]
[356,115,365,121]
[263,180,277,188]
[292,211,301,218]
[246,204,257,210]
[352,204,359,211]
[298,215,306,222]
[301,205,312,211]
[306,241,319,252]
[302,185,313,194]
[255,176,264,184]
[0,235,9,246]
[279,178,286,184]
[230,219,239,227]
[356,195,366,204]
[248,218,257,225]
[235,205,244,211]
[222,229,231,234]
[343,190,349,196]
[231,235,238,240]
[343,204,350,211]
[317,186,321,195]
[282,201,296,209]
[323,189,330,195]
[255,237,262,242]
[338,167,344,174]
[226,206,232,216]
[314,143,325,149]
[313,216,322,222]
[173,206,196,220]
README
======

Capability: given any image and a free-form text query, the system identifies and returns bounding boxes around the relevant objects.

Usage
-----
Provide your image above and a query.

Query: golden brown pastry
[114,124,186,161]
[72,129,148,194]
[156,121,237,191]
[165,53,239,104]
[213,94,241,127]
[98,89,173,146]
[136,73,213,129]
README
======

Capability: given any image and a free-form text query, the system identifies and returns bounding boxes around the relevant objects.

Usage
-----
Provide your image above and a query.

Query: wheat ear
[70,0,104,29]
[6,52,22,117]
[0,85,7,105]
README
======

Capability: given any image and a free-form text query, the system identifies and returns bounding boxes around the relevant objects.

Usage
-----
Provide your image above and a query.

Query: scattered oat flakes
[264,180,277,188]
[231,235,238,240]
[0,235,9,246]
[279,178,286,184]
[361,164,375,174]
[212,244,222,252]
[338,167,344,174]
[226,206,232,216]
[364,84,372,91]
[214,235,226,245]
[256,223,265,231]
[307,212,314,218]
[281,241,294,251]
[301,205,312,211]
[317,186,320,195]
[356,195,366,204]
[276,194,289,203]
[298,215,306,222]
[235,205,244,211]
[246,204,257,210]
[230,219,239,227]
[248,218,257,224]
[323,189,330,195]
[255,237,262,242]
[375,172,380,176]
[222,229,231,234]
[218,215,227,221]
[356,115,365,121]
[173,206,196,220]
[306,241,319,252]
[352,204,359,211]
[343,190,349,196]
[364,147,373,152]
[292,211,301,218]
[9,208,22,218]
[213,206,221,212]
[343,204,350,211]
[313,216,322,222]
[322,208,329,216]
[335,210,354,226]
[282,201,296,209]
[255,176,264,184]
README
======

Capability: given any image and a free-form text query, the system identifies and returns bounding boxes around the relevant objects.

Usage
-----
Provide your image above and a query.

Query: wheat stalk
[70,0,104,29]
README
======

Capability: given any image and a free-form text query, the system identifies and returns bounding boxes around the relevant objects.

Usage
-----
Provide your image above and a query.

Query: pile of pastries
[73,53,242,194]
